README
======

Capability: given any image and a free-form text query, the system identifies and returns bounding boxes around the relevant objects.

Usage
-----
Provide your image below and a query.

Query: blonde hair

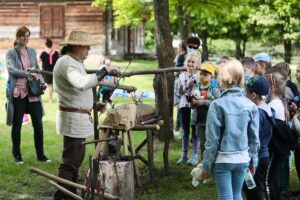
[184,51,202,69]
[218,58,244,88]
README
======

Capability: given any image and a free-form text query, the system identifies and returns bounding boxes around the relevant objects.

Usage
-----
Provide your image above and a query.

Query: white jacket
[53,55,99,138]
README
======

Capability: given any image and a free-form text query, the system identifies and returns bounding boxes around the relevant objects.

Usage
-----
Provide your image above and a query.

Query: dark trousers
[294,146,300,181]
[244,157,269,200]
[268,154,288,200]
[54,136,85,199]
[11,97,44,159]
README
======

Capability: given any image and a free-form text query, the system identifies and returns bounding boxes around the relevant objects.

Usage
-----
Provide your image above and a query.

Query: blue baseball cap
[246,76,270,96]
[253,52,271,63]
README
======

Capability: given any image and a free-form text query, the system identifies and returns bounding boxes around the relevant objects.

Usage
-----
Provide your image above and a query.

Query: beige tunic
[53,55,99,138]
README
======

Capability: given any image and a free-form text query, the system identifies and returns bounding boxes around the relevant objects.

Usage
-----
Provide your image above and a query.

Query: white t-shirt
[268,98,285,121]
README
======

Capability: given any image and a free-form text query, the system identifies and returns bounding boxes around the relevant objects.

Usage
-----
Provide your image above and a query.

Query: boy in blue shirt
[245,75,274,200]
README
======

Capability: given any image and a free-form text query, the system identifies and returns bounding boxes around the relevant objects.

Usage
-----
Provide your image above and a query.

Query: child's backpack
[269,118,299,155]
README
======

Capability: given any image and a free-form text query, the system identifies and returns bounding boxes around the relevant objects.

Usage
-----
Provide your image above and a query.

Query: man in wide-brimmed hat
[53,30,118,200]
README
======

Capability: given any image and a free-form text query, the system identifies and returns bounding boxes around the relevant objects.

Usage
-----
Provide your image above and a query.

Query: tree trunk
[176,0,190,40]
[104,0,112,56]
[235,39,242,60]
[200,31,208,61]
[153,0,175,173]
[242,39,246,58]
[284,39,292,63]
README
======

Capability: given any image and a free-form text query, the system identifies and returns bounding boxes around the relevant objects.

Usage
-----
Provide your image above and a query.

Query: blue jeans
[213,163,248,200]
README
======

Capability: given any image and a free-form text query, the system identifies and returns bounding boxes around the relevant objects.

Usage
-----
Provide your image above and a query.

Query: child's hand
[293,110,300,119]
[290,102,298,112]
[200,171,210,179]
[249,166,255,176]
[188,80,195,88]
[178,83,184,92]
[192,99,203,105]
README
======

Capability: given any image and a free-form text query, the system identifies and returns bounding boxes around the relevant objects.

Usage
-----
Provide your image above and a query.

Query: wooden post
[93,87,99,141]
[147,130,154,184]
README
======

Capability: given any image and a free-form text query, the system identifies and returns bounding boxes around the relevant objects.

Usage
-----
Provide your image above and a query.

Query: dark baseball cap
[246,76,270,96]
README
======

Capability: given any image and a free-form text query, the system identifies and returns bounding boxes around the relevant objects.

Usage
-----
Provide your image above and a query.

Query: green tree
[249,0,300,63]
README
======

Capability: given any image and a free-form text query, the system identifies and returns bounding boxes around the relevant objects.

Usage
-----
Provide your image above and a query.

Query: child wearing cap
[244,75,274,200]
[253,52,271,75]
[191,62,221,162]
[201,59,259,200]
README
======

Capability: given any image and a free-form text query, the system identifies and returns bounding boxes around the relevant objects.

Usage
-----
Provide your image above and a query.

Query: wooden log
[98,124,160,131]
[26,68,136,92]
[30,167,119,200]
[86,67,187,77]
[132,124,160,130]
[48,180,83,200]
[82,136,118,146]
[140,116,161,125]
[100,82,136,92]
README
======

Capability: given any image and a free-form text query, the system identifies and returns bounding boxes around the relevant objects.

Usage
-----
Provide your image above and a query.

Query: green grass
[0,60,300,199]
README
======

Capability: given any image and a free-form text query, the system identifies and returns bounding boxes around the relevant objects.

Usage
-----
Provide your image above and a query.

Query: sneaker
[176,156,188,165]
[15,156,24,165]
[37,155,51,163]
[187,154,198,166]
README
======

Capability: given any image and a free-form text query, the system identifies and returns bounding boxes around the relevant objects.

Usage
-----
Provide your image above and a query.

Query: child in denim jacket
[201,59,260,200]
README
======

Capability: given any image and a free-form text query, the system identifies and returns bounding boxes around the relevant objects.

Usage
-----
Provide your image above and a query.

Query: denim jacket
[202,87,260,172]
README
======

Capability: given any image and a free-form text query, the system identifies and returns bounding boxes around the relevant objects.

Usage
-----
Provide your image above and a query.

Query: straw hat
[59,30,99,46]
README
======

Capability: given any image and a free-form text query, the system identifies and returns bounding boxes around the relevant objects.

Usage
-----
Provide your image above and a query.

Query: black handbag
[27,77,44,96]
[15,48,44,96]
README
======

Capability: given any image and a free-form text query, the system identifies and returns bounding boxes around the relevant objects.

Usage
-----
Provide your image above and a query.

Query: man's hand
[93,102,106,113]
[29,73,38,79]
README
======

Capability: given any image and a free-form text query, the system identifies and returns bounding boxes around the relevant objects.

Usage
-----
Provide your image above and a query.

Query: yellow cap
[200,63,215,77]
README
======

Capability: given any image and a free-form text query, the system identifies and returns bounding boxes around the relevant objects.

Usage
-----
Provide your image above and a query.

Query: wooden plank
[135,138,147,154]
[127,131,141,188]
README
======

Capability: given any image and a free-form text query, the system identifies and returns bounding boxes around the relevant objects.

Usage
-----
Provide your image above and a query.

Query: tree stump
[99,160,134,200]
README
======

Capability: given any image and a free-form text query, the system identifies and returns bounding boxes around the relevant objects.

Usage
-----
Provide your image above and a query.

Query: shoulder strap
[14,47,24,70]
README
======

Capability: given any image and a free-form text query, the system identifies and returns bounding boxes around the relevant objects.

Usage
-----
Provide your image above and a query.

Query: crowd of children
[174,37,300,200]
